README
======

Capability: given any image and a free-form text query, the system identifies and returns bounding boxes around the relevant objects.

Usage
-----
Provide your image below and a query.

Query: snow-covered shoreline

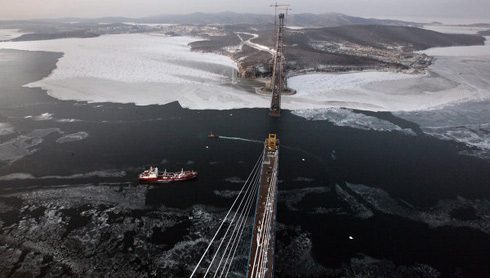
[0,31,488,113]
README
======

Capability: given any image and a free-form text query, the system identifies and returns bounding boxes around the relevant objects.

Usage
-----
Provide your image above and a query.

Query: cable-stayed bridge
[190,134,280,278]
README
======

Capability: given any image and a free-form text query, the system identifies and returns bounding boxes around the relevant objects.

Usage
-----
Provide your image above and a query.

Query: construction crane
[269,2,290,26]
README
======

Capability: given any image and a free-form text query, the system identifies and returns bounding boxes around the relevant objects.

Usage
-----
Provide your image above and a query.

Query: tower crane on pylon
[269,3,291,26]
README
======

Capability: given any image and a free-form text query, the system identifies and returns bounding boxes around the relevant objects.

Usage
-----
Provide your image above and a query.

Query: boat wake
[218,136,263,144]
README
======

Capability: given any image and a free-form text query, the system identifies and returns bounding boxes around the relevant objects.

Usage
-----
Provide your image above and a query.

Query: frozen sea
[0,34,270,110]
[0,33,488,114]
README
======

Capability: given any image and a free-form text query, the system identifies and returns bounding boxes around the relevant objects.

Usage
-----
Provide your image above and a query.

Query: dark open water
[0,49,489,277]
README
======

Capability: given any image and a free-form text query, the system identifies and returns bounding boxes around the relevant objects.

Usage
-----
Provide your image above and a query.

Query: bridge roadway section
[247,135,279,278]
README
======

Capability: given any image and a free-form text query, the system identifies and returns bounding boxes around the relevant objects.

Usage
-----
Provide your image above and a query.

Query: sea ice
[275,228,329,277]
[346,183,490,234]
[56,118,82,123]
[0,33,489,114]
[0,128,60,163]
[396,101,490,159]
[0,169,126,181]
[421,36,490,57]
[0,29,25,41]
[292,108,411,133]
[279,186,330,211]
[56,131,89,143]
[422,25,488,35]
[224,176,247,184]
[33,113,53,121]
[17,183,146,209]
[0,34,270,110]
[0,123,14,136]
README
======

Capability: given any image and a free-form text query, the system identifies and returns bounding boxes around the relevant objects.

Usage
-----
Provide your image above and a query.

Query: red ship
[139,167,198,183]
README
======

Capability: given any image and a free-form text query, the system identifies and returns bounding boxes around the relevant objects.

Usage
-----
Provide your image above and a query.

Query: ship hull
[139,172,198,184]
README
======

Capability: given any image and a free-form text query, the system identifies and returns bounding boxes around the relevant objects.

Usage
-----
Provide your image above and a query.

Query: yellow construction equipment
[267,133,278,151]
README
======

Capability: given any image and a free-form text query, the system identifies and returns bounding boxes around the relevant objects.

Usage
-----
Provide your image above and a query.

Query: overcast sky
[0,0,489,22]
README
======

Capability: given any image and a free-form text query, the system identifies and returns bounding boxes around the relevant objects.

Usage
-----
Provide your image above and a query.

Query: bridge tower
[269,13,286,117]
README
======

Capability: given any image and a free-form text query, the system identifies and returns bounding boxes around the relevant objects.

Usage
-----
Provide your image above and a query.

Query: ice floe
[33,113,54,121]
[16,184,146,209]
[292,108,414,134]
[424,124,490,150]
[0,183,215,276]
[0,169,125,181]
[275,229,329,277]
[292,177,315,182]
[0,29,25,41]
[335,184,374,219]
[213,189,240,199]
[56,131,89,143]
[224,176,246,184]
[345,183,490,234]
[279,186,330,211]
[348,254,440,277]
[0,122,14,136]
[56,118,82,123]
[0,128,60,163]
[396,101,490,159]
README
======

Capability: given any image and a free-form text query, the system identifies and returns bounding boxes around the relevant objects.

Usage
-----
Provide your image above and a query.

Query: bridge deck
[247,140,279,278]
